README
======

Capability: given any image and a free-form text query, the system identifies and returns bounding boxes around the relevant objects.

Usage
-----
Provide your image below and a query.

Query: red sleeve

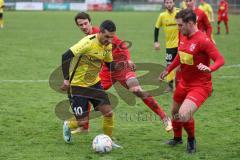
[166,53,180,73]
[120,41,131,60]
[113,36,131,60]
[225,2,229,13]
[202,12,212,38]
[202,38,225,72]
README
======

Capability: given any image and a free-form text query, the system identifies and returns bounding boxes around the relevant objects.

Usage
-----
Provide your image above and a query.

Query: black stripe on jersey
[89,35,96,40]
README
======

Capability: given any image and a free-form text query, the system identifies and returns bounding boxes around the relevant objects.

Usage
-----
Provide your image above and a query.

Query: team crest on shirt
[189,43,196,52]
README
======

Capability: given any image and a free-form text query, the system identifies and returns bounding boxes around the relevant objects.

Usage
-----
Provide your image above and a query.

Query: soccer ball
[92,134,113,153]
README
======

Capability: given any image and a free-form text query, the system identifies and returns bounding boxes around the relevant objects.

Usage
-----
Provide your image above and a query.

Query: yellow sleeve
[103,46,113,62]
[69,37,91,57]
[155,14,163,29]
[208,4,213,13]
[0,0,3,7]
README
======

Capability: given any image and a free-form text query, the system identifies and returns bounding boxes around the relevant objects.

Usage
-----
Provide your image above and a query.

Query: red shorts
[99,70,137,90]
[173,82,212,107]
[218,15,228,22]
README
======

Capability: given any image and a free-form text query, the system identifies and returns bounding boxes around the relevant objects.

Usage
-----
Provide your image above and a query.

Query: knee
[178,110,191,122]
[171,111,179,120]
[98,105,113,117]
[130,86,146,98]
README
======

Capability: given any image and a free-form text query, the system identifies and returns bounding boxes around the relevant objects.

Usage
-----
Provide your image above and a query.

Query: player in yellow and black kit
[154,0,179,92]
[0,0,4,29]
[61,20,121,148]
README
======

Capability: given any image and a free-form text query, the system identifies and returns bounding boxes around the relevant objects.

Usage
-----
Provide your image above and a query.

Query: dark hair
[164,0,175,3]
[100,20,116,33]
[74,12,91,25]
[175,9,197,24]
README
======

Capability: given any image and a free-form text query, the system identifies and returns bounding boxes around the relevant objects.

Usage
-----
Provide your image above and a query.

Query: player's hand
[154,42,160,50]
[114,61,125,71]
[159,70,168,81]
[127,60,136,71]
[197,63,211,73]
[60,80,70,91]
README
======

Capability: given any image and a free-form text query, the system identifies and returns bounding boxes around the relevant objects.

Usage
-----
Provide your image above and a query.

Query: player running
[154,0,180,92]
[62,12,172,136]
[185,0,212,39]
[159,9,224,153]
[217,0,229,34]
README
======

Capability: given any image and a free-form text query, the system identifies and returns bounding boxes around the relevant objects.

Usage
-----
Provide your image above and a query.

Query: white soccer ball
[92,134,113,153]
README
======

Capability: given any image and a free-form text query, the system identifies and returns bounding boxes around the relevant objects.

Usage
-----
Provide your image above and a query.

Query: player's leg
[178,99,198,153]
[165,48,178,92]
[179,87,211,153]
[63,92,89,143]
[224,18,229,34]
[217,16,222,34]
[0,13,3,29]
[90,83,121,148]
[66,90,90,134]
[166,100,183,145]
[124,76,172,132]
[71,103,91,134]
[166,83,187,146]
[72,71,114,134]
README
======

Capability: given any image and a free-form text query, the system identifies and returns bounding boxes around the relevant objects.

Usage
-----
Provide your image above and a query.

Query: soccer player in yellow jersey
[154,0,180,92]
[199,0,214,23]
[180,0,187,9]
[61,20,121,148]
[0,0,4,29]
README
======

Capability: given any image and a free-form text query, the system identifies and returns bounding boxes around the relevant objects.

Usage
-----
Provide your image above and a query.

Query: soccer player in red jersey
[185,0,212,38]
[62,12,172,134]
[217,0,229,34]
[159,9,224,153]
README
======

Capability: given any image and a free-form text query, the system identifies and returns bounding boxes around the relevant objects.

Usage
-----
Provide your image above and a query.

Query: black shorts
[0,13,3,19]
[69,82,110,118]
[166,47,178,66]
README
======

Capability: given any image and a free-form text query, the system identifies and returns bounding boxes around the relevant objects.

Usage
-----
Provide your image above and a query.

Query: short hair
[100,20,116,33]
[164,0,175,3]
[74,12,91,25]
[175,9,197,24]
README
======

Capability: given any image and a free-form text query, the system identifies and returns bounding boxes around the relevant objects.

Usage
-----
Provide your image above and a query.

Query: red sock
[217,22,221,33]
[225,21,229,33]
[142,96,166,120]
[172,119,183,138]
[183,118,195,139]
[83,103,91,130]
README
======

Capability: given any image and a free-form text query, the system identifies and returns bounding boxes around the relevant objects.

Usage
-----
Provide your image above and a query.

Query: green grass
[0,11,240,160]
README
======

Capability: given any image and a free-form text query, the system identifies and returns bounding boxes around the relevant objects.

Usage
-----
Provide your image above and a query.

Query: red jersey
[218,0,228,16]
[91,26,131,76]
[167,31,224,87]
[92,26,100,34]
[194,8,212,38]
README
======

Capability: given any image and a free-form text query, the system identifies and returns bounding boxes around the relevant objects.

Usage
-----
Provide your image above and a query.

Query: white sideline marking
[0,80,48,83]
[218,76,240,79]
[0,76,239,84]
[0,64,239,83]
[223,64,240,68]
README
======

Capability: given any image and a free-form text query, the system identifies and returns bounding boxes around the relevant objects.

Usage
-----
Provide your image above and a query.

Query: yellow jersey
[69,34,113,87]
[0,0,4,13]
[199,2,214,22]
[180,1,187,9]
[155,8,180,49]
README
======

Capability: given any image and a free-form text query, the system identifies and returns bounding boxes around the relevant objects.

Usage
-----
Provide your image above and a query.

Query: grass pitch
[0,11,240,160]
